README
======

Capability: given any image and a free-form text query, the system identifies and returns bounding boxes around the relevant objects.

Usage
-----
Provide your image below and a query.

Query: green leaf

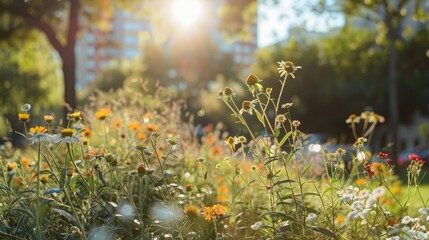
[274,128,280,138]
[307,226,338,239]
[254,109,265,126]
[273,179,297,187]
[278,131,293,147]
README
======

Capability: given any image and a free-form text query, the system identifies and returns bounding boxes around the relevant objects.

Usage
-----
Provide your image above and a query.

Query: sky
[257,0,345,47]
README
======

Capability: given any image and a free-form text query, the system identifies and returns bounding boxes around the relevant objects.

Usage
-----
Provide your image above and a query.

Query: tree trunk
[61,46,77,113]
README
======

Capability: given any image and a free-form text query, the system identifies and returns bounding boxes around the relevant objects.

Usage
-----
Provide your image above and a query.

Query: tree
[0,0,80,118]
[330,0,429,161]
[0,0,136,119]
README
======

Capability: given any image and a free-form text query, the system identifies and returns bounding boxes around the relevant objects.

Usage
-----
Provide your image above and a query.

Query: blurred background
[0,0,428,163]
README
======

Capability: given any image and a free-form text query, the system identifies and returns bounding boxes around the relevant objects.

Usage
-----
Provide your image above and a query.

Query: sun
[171,0,203,28]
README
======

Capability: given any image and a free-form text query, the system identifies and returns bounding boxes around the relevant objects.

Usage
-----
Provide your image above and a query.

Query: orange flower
[95,108,111,120]
[217,195,227,202]
[217,185,229,194]
[128,121,141,132]
[112,119,123,128]
[335,216,345,224]
[202,204,227,221]
[144,124,158,132]
[356,178,366,186]
[20,157,30,165]
[138,132,147,140]
[211,146,222,156]
[83,128,93,137]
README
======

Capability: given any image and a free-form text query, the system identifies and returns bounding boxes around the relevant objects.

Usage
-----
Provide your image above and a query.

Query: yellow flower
[95,108,111,120]
[29,126,47,135]
[61,128,74,138]
[184,205,199,220]
[67,111,81,121]
[6,162,18,171]
[40,175,49,184]
[44,115,54,124]
[18,113,30,122]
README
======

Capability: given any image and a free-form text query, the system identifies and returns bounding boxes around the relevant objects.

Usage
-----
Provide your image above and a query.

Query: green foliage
[0,31,61,115]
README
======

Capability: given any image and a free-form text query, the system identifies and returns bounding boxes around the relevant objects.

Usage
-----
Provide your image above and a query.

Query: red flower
[408,154,420,161]
[377,152,388,159]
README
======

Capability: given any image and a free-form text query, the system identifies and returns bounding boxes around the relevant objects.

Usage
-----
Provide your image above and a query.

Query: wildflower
[360,111,372,121]
[67,112,81,121]
[373,113,385,123]
[224,87,233,96]
[6,162,18,171]
[250,221,263,230]
[225,136,237,151]
[95,108,111,120]
[44,115,54,124]
[53,128,81,144]
[275,114,287,126]
[408,154,420,161]
[218,185,229,194]
[345,114,360,124]
[167,136,178,146]
[246,74,260,86]
[202,204,227,221]
[378,152,389,159]
[211,146,222,156]
[336,148,346,156]
[144,124,158,132]
[137,163,147,176]
[40,175,49,184]
[356,178,366,186]
[237,136,247,144]
[251,165,257,171]
[401,216,413,225]
[21,103,31,112]
[335,216,345,225]
[138,132,147,140]
[292,120,301,127]
[29,126,51,143]
[239,100,254,115]
[281,102,293,108]
[18,113,30,122]
[128,121,141,131]
[186,184,193,192]
[305,213,317,223]
[112,119,123,128]
[419,208,429,215]
[372,186,386,198]
[277,61,301,78]
[184,205,199,220]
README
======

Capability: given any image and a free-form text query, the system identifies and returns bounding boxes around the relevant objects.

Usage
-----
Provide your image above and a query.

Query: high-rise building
[76,1,258,89]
